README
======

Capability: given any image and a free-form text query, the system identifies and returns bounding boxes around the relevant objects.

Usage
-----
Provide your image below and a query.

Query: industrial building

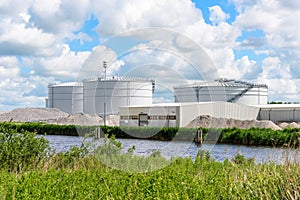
[256,104,300,122]
[47,82,83,114]
[83,77,155,115]
[119,102,300,127]
[119,102,260,127]
[47,77,300,127]
[47,77,155,115]
[174,78,268,105]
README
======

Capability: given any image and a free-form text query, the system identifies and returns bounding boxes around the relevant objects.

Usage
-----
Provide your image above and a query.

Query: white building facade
[119,102,260,127]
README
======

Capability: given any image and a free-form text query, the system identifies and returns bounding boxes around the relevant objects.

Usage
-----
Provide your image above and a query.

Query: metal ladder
[228,84,254,103]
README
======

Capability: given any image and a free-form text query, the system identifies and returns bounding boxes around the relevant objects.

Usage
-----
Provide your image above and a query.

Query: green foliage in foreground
[0,124,300,199]
[0,151,300,199]
[0,123,50,172]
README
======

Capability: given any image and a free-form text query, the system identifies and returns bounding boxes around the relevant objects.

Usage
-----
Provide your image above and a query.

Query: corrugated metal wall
[179,102,260,127]
[258,108,300,122]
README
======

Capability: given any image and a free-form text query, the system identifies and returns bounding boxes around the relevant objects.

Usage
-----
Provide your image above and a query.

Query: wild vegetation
[0,123,300,199]
[1,122,300,147]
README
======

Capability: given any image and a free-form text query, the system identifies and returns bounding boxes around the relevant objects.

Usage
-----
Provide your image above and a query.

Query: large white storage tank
[174,78,268,105]
[47,82,83,114]
[83,77,155,115]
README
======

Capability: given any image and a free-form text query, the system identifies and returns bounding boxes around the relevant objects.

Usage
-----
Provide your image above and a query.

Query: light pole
[103,61,107,126]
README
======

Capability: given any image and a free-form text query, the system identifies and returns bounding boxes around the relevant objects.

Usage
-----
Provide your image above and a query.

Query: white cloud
[79,45,125,80]
[0,18,60,56]
[235,56,261,80]
[92,0,203,36]
[69,32,93,45]
[262,79,300,102]
[0,66,20,80]
[23,45,91,81]
[0,62,56,110]
[0,0,31,17]
[29,0,91,35]
[209,5,229,25]
[1,0,300,109]
[0,0,93,109]
[230,0,300,102]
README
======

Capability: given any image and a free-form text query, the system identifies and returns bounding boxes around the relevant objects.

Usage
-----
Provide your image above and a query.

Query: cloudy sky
[1,0,300,110]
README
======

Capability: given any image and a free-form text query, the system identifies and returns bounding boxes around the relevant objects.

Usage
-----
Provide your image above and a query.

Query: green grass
[0,154,300,199]
[1,123,300,199]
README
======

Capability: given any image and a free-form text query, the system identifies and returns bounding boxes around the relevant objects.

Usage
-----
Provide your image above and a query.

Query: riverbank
[1,122,300,148]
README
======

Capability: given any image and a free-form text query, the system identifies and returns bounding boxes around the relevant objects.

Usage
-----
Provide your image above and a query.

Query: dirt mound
[186,115,282,130]
[106,115,120,126]
[0,107,68,122]
[0,111,7,115]
[0,107,120,126]
[47,113,103,126]
[47,114,120,126]
[279,122,300,129]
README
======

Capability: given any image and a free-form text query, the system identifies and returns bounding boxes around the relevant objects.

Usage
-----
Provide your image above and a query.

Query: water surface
[44,135,300,164]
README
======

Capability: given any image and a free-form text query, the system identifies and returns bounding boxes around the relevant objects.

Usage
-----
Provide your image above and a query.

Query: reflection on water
[44,135,300,164]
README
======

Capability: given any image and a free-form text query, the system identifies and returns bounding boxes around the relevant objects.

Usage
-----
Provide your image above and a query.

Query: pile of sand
[186,115,282,130]
[43,114,120,126]
[106,115,120,126]
[47,113,103,126]
[0,108,69,122]
[278,122,300,129]
[0,107,120,126]
[0,111,7,115]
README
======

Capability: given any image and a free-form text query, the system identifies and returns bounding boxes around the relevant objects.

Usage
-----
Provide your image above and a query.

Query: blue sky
[0,0,300,110]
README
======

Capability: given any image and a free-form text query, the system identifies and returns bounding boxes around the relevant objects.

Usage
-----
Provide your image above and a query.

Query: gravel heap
[0,111,7,115]
[43,114,120,126]
[0,108,69,122]
[47,113,103,126]
[278,122,300,129]
[186,115,282,130]
[106,115,120,126]
[0,107,120,126]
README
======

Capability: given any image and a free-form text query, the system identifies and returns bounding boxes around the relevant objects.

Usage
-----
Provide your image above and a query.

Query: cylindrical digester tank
[174,79,268,105]
[48,82,83,114]
[83,77,155,115]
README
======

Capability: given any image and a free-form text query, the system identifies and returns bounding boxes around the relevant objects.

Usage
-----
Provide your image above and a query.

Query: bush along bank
[219,127,300,147]
[0,122,299,147]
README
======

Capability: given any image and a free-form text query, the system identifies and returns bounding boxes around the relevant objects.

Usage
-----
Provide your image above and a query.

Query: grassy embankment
[0,123,300,199]
[1,122,300,147]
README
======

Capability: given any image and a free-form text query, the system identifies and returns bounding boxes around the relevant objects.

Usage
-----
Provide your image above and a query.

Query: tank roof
[48,82,83,87]
[174,78,268,88]
[83,76,155,83]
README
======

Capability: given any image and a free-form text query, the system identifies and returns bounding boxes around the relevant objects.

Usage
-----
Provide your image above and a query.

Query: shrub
[0,123,50,172]
[231,154,255,165]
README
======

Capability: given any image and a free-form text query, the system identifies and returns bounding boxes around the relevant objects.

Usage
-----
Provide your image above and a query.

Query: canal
[44,135,300,164]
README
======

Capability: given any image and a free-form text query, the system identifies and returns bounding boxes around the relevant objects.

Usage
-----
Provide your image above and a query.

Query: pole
[103,61,107,126]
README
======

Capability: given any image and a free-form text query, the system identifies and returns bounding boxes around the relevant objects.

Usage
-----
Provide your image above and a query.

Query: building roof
[119,101,245,108]
[251,104,300,110]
